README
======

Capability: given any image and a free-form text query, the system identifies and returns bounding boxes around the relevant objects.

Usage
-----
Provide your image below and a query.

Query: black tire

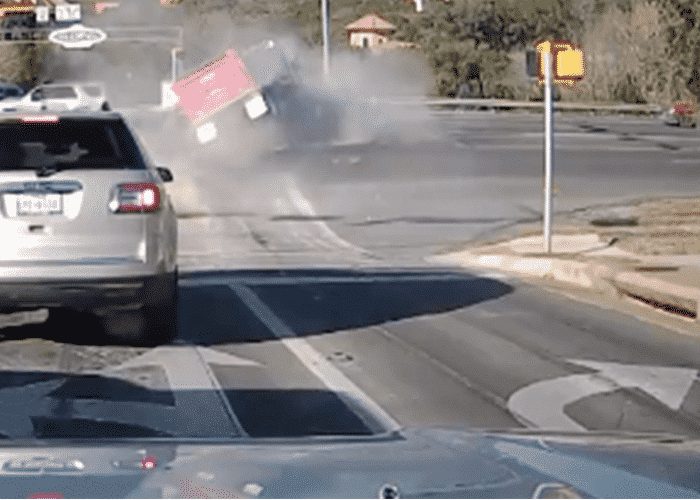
[101,271,178,346]
[143,270,178,346]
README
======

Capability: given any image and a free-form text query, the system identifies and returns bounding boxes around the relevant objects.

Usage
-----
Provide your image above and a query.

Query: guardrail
[119,97,665,118]
[384,98,663,115]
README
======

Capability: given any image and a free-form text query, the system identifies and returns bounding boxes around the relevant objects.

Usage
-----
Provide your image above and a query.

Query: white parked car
[0,82,109,113]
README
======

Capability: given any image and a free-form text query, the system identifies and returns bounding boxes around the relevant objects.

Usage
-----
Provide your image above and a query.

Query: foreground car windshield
[1,0,700,498]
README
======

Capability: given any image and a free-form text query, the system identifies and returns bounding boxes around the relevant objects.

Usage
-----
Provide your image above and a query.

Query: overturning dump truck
[170,40,344,147]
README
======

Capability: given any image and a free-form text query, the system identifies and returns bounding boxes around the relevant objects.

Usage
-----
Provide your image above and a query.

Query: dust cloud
[37,5,438,215]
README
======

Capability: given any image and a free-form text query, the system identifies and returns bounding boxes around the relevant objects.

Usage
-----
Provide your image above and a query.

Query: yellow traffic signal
[555,46,585,80]
[533,40,585,83]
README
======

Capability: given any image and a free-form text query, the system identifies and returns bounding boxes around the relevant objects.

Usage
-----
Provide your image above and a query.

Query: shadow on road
[0,309,114,347]
[180,268,513,345]
[0,268,513,440]
[0,369,377,439]
[0,268,513,348]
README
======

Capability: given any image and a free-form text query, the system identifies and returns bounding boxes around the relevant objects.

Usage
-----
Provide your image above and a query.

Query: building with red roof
[345,13,396,49]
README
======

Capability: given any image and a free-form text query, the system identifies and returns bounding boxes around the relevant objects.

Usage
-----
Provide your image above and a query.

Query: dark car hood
[0,428,698,498]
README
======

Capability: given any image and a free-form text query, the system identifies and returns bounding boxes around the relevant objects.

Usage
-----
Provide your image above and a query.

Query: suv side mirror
[156,167,174,183]
[31,90,43,101]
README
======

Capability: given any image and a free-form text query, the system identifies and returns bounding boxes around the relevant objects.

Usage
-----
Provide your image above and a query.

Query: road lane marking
[467,144,665,152]
[275,190,341,252]
[519,132,618,139]
[372,325,512,412]
[283,176,376,260]
[229,282,401,433]
[106,346,259,437]
[507,359,699,431]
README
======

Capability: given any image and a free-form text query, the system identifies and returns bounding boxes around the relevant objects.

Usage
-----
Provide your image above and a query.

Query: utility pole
[543,50,554,254]
[170,46,182,82]
[321,0,330,76]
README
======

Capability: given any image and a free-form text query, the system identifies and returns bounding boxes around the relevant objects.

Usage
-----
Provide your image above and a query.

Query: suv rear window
[81,85,104,98]
[41,86,78,99]
[0,119,146,171]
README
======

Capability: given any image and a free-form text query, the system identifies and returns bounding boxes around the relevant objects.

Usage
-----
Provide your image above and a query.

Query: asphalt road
[2,110,700,441]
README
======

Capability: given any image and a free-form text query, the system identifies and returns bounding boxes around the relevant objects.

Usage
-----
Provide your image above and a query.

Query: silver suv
[0,112,178,344]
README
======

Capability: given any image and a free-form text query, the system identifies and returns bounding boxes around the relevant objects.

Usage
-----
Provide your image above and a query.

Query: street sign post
[543,51,554,254]
[534,41,584,253]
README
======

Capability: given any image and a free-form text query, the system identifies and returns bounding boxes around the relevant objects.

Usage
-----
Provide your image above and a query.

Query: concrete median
[430,234,700,323]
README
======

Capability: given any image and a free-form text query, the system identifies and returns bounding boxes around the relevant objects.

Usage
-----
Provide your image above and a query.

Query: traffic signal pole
[321,0,330,77]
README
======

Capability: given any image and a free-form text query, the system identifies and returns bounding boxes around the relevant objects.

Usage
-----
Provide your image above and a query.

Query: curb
[613,272,699,321]
[430,251,699,323]
[429,252,614,289]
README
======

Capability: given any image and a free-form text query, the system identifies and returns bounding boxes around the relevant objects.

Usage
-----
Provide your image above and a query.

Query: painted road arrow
[0,346,261,438]
[508,359,699,431]
[106,345,260,390]
[0,378,177,438]
[102,345,261,437]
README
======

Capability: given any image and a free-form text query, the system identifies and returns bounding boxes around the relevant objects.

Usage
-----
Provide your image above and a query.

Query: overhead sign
[48,24,107,49]
[171,49,259,124]
[55,3,81,22]
[34,5,49,23]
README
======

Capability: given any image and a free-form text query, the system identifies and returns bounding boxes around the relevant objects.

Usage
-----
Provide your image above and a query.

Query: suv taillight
[110,183,161,213]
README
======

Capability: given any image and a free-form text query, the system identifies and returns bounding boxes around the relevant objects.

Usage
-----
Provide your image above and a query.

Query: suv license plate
[16,193,63,216]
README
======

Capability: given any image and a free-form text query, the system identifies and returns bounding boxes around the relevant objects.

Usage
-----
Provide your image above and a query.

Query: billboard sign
[171,49,259,124]
[55,3,81,22]
[48,24,107,49]
[35,5,49,23]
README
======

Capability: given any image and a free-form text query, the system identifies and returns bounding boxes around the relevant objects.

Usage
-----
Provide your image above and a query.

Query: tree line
[2,0,700,104]
[179,0,700,104]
